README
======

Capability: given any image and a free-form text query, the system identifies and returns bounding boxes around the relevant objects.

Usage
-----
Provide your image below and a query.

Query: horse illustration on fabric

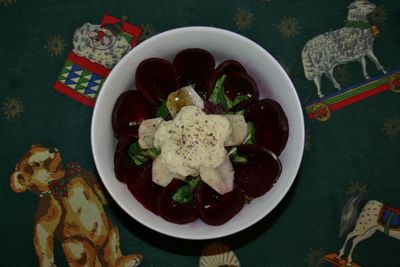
[334,194,400,266]
[302,0,386,98]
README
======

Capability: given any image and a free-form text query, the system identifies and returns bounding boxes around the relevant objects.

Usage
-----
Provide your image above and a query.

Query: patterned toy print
[10,145,143,267]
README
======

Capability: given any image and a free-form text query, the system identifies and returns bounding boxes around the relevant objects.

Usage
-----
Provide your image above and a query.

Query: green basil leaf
[187,176,201,190]
[132,157,145,166]
[209,76,251,111]
[156,99,170,118]
[233,110,245,115]
[128,142,143,157]
[232,152,248,163]
[228,122,255,163]
[244,194,253,204]
[228,147,248,163]
[243,122,255,144]
[128,142,160,166]
[128,142,145,166]
[232,94,251,106]
[225,94,233,110]
[134,154,147,162]
[171,177,201,204]
[147,148,161,159]
[172,185,193,204]
[208,75,228,109]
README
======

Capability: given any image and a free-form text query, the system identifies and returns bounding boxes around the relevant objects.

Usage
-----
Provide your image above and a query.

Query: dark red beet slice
[135,58,179,105]
[114,136,145,183]
[207,60,247,98]
[112,90,156,138]
[233,144,282,198]
[127,162,164,215]
[203,101,225,115]
[157,179,199,224]
[224,72,259,111]
[173,48,215,95]
[244,99,289,156]
[195,183,244,225]
[216,59,246,76]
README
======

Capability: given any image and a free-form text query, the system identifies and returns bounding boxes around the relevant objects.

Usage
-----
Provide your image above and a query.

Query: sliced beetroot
[173,48,215,95]
[157,179,199,224]
[195,183,244,226]
[203,100,225,115]
[216,59,246,76]
[224,72,259,111]
[112,90,156,138]
[244,99,289,155]
[207,60,247,98]
[114,136,145,183]
[127,162,164,215]
[135,58,179,105]
[233,144,282,198]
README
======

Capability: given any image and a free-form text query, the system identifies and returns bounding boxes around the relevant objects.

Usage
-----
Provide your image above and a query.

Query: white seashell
[199,242,240,267]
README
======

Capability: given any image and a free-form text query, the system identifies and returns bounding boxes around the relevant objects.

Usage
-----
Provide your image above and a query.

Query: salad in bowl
[91,27,304,239]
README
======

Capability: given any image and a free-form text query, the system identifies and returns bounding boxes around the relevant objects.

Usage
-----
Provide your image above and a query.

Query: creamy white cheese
[138,118,164,149]
[153,106,232,178]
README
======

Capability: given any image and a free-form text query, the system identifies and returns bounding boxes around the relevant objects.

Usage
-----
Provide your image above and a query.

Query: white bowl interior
[91,27,304,239]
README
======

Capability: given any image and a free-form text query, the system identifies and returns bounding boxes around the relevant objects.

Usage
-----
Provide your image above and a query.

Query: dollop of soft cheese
[153,106,232,177]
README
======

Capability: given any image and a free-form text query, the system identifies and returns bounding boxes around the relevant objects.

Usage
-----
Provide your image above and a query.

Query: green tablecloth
[1,0,399,266]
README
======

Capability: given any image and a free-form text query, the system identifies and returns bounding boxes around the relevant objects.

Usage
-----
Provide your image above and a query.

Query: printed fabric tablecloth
[1,0,399,266]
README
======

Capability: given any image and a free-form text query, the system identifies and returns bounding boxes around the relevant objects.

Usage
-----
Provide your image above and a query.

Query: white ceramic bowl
[91,26,304,240]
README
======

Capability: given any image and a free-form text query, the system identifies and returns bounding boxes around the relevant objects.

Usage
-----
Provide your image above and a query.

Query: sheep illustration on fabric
[302,0,386,98]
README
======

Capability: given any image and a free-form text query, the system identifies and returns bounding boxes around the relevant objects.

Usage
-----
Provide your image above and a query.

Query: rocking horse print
[335,194,400,266]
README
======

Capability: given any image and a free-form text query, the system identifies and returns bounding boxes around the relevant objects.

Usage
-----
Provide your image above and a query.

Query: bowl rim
[91,26,305,239]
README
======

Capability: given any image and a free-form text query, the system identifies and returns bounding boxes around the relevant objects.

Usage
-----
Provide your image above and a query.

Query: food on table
[135,58,178,105]
[166,85,204,117]
[112,90,155,138]
[233,144,282,198]
[150,106,238,194]
[244,99,289,156]
[173,48,215,94]
[224,114,247,146]
[112,48,289,225]
[138,118,164,149]
[158,178,199,224]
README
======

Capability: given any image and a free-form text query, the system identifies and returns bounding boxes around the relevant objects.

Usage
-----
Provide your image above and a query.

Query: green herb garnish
[156,98,170,118]
[208,75,228,109]
[228,122,256,163]
[147,148,161,159]
[172,177,201,204]
[231,109,245,115]
[244,194,253,204]
[209,75,251,111]
[243,122,255,144]
[128,142,160,166]
[231,152,248,163]
[226,94,251,110]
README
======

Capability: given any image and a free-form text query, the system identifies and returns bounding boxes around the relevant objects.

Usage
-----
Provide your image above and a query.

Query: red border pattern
[53,14,141,107]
